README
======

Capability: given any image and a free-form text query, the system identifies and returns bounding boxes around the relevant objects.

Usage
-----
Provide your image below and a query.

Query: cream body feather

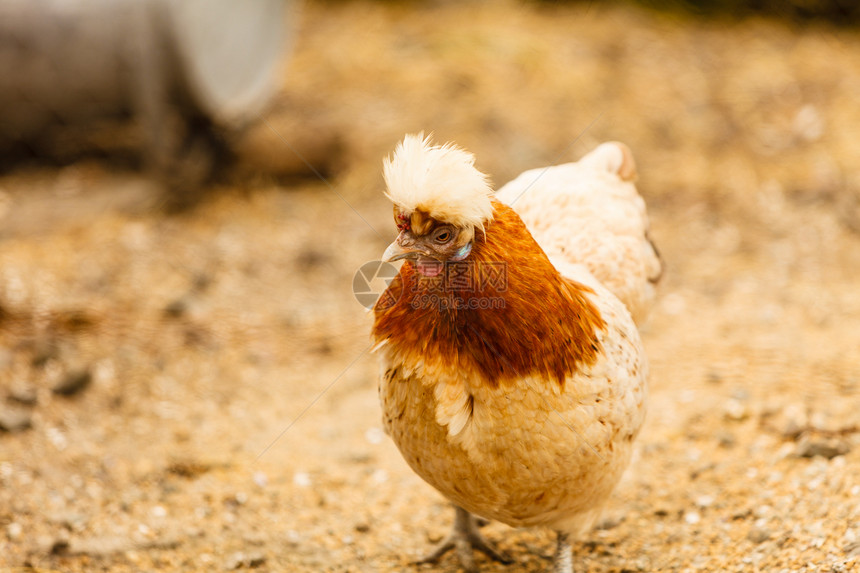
[495,142,661,324]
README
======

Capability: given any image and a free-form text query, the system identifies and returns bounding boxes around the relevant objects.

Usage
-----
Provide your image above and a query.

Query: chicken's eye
[434,229,452,243]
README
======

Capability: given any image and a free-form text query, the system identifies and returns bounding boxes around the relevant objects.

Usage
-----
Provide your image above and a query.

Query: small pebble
[792,104,824,142]
[242,532,265,546]
[164,296,190,318]
[7,521,22,540]
[723,398,749,421]
[776,442,797,460]
[371,468,389,484]
[151,505,168,518]
[70,535,134,556]
[777,403,808,437]
[347,452,373,464]
[253,471,268,488]
[794,437,850,460]
[753,505,773,519]
[52,367,92,396]
[595,512,626,530]
[694,495,715,509]
[226,550,266,569]
[731,388,750,401]
[684,511,701,525]
[426,530,444,543]
[31,339,60,367]
[50,538,71,555]
[365,427,385,445]
[293,472,312,487]
[47,511,88,531]
[8,383,38,406]
[46,427,68,450]
[285,530,301,544]
[715,430,736,448]
[748,526,771,543]
[781,420,805,440]
[0,406,33,432]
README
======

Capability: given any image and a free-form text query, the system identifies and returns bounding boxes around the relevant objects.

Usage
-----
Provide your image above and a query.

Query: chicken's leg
[552,531,573,573]
[416,506,512,572]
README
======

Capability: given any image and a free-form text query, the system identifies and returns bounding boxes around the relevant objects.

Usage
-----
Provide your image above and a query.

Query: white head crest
[383,133,494,229]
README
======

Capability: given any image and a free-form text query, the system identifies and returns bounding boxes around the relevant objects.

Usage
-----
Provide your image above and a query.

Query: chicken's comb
[394,209,410,231]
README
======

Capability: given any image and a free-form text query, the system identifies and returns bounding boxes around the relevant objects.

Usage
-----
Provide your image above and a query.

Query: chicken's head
[380,133,493,276]
[382,207,475,276]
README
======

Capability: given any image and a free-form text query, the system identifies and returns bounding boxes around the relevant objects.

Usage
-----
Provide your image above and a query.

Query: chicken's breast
[378,279,647,537]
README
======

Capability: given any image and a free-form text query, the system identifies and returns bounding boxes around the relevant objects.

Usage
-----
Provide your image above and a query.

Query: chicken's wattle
[416,259,443,277]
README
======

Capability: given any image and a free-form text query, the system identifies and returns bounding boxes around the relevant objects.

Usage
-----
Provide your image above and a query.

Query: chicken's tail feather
[578,141,637,183]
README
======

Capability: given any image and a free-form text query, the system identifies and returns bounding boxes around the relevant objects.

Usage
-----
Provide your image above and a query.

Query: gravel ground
[1,2,859,572]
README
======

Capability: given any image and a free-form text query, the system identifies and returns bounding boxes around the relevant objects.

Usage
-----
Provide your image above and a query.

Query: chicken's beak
[382,239,419,262]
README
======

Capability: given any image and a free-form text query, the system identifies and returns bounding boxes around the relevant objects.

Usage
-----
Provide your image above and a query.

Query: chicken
[371,134,661,572]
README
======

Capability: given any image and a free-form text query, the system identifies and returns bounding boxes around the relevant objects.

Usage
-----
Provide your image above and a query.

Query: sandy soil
[1,1,860,572]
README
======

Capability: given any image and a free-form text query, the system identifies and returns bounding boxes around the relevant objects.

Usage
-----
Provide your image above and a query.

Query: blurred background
[1,1,859,571]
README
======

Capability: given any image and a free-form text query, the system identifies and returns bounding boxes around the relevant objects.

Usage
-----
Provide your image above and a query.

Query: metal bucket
[0,0,291,188]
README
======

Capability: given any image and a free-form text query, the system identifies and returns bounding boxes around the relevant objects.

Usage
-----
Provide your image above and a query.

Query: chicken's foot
[415,506,512,572]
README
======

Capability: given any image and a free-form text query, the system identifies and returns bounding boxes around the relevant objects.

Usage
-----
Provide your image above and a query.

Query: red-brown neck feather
[373,200,605,388]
